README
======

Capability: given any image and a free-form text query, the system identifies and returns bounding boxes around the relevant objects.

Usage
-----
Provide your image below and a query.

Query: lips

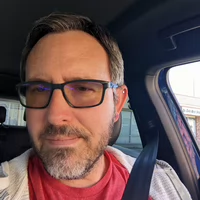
[46,136,79,140]
[45,137,81,147]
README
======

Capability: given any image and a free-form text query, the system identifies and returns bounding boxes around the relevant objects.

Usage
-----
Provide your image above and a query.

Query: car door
[108,1,200,199]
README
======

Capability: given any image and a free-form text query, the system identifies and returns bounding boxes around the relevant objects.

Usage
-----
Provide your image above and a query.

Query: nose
[46,89,73,125]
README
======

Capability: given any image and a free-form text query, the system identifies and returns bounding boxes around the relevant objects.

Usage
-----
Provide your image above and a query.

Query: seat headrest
[108,113,122,146]
[0,106,6,124]
[24,110,26,121]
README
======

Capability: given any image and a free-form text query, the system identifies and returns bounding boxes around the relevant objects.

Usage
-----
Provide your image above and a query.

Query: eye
[29,84,50,93]
[65,82,102,94]
[68,83,95,92]
[37,85,50,92]
[76,86,92,92]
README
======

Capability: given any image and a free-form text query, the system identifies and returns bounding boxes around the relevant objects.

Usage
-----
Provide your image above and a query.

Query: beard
[30,111,115,180]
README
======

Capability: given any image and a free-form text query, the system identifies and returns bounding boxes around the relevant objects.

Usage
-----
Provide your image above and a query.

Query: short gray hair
[20,13,124,86]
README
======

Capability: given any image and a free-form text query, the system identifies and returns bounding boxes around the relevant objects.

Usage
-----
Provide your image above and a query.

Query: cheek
[76,102,115,136]
[26,110,46,139]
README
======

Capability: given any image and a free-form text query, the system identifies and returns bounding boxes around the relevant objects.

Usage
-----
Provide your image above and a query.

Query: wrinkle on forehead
[26,31,111,82]
[27,31,108,66]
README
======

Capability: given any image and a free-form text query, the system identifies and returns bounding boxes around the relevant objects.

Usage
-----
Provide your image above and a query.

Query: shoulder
[0,149,33,198]
[106,146,136,173]
[106,146,192,200]
[150,160,192,199]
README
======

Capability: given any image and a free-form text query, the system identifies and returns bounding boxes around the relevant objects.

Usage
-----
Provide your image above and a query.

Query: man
[0,13,191,200]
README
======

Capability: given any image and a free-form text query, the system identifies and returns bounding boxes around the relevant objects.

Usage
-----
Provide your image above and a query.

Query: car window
[0,98,26,126]
[116,100,142,151]
[168,62,200,150]
[159,66,200,177]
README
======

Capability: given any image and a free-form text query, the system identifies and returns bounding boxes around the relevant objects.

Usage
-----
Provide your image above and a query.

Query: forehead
[26,31,111,82]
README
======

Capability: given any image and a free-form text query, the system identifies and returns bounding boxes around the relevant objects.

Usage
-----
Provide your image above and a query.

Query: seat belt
[122,127,159,200]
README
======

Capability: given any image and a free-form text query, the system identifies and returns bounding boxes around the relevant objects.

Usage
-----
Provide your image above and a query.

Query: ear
[114,85,128,122]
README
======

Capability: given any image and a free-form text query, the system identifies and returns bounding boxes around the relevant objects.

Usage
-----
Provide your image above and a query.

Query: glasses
[16,79,119,109]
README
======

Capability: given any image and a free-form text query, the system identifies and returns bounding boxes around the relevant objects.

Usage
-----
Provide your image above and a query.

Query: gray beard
[30,115,115,180]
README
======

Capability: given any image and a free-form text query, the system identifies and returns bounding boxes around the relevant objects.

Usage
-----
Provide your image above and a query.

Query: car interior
[1,0,200,199]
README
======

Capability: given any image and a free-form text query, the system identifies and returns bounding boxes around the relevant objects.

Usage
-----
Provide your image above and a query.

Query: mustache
[40,124,89,140]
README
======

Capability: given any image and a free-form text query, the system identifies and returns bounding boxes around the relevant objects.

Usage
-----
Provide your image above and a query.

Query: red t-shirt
[28,151,153,200]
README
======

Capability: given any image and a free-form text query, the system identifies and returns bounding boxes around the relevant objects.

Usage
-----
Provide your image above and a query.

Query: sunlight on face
[26,31,117,180]
[31,112,115,179]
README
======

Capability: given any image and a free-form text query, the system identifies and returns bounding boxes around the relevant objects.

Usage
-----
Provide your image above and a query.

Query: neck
[59,153,109,188]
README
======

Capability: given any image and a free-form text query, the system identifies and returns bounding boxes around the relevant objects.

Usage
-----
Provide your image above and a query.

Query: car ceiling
[0,0,135,77]
[109,0,200,79]
[1,0,200,97]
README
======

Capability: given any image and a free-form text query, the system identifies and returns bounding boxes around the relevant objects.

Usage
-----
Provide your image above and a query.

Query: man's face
[25,31,127,180]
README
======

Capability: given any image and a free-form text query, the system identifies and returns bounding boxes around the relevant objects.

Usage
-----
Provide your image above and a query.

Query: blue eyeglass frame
[16,79,119,109]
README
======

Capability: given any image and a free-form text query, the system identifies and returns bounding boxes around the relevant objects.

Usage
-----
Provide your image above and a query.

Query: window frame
[144,68,200,199]
[0,97,26,127]
[116,108,142,150]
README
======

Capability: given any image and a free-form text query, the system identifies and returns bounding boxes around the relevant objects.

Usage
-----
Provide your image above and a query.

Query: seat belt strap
[122,129,159,200]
